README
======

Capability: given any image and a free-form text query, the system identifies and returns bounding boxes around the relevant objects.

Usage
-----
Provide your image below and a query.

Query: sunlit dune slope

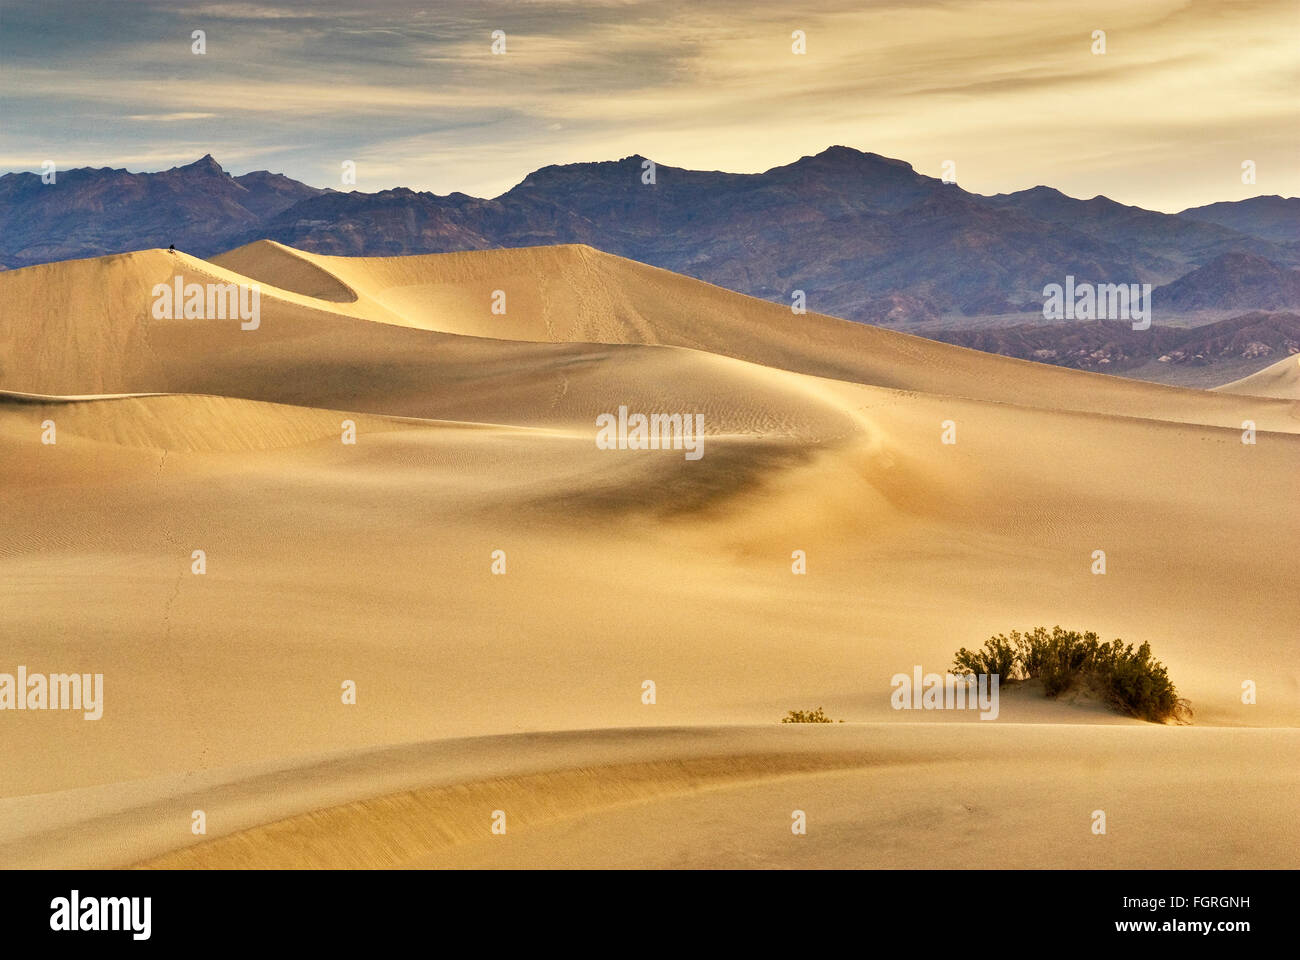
[0,242,1292,432]
[1216,352,1300,400]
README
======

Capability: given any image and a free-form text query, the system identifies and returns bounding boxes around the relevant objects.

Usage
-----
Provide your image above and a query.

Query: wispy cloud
[125,112,221,122]
[0,0,1295,210]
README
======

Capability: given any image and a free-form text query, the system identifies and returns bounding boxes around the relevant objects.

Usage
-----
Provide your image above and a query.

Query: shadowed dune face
[1,242,1297,870]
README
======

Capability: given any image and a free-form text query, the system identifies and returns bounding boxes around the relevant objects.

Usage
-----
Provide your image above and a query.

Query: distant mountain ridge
[929,311,1300,373]
[1,148,1296,322]
[1178,196,1300,247]
[1154,253,1300,311]
[0,155,325,269]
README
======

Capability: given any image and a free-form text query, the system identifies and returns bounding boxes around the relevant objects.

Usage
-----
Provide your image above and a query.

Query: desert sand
[1217,352,1300,400]
[1,241,1297,868]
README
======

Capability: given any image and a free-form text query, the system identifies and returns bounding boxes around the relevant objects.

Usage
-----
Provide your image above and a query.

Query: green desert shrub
[1103,641,1186,723]
[952,626,1190,723]
[781,707,834,723]
[1022,626,1102,696]
[1013,627,1051,680]
[952,633,1021,680]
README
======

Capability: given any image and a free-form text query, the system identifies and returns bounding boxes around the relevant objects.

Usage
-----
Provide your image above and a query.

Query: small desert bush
[952,633,1021,680]
[781,707,834,723]
[1102,641,1189,723]
[1022,626,1101,696]
[951,626,1190,723]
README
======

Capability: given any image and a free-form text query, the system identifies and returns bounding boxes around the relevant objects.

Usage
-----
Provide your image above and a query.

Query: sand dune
[3,725,1294,869]
[4,242,1295,433]
[1,242,1296,870]
[1216,352,1300,400]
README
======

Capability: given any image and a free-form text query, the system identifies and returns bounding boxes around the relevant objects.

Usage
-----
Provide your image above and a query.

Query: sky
[0,0,1296,212]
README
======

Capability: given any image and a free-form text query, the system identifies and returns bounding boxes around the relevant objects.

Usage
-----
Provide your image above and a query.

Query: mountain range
[2,147,1297,326]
